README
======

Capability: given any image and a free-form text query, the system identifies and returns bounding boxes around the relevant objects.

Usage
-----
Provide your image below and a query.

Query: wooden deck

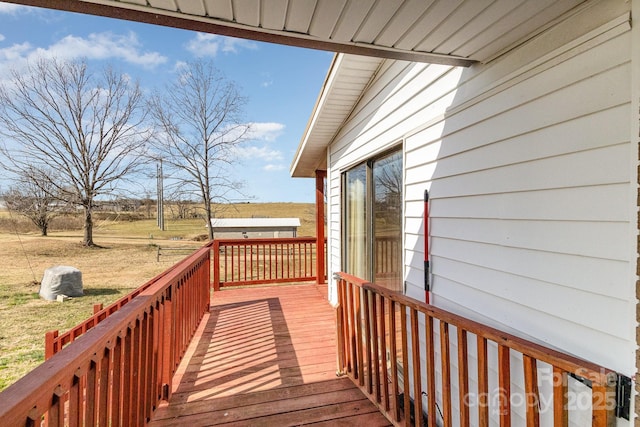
[149,284,391,426]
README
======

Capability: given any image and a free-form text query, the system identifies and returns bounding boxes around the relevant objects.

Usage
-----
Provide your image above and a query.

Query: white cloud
[44,32,167,68]
[246,122,285,142]
[186,33,258,57]
[173,60,188,72]
[0,4,28,14]
[0,31,167,77]
[0,42,31,63]
[0,34,5,42]
[235,146,284,162]
[231,122,287,171]
[264,164,285,171]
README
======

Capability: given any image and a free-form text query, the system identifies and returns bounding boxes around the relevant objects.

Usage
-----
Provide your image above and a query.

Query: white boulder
[39,266,84,301]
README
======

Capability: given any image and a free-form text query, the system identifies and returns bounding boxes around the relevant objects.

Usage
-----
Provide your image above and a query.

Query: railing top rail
[0,244,212,425]
[335,272,615,386]
[214,237,317,245]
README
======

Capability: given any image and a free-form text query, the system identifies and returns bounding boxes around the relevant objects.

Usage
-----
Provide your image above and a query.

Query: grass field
[0,202,315,391]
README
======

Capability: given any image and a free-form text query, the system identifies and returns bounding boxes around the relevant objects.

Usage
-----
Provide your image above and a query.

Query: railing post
[335,277,346,376]
[315,170,326,284]
[93,303,104,315]
[205,247,211,311]
[44,330,58,360]
[161,285,174,401]
[212,240,220,291]
[592,375,617,427]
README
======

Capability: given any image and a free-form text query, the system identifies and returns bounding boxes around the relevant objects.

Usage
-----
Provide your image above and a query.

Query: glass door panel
[344,163,368,279]
[372,151,402,291]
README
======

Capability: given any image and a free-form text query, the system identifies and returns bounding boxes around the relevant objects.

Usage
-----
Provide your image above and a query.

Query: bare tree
[0,58,150,246]
[2,167,64,236]
[149,60,249,240]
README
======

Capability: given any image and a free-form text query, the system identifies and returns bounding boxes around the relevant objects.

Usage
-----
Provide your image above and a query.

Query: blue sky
[0,3,332,202]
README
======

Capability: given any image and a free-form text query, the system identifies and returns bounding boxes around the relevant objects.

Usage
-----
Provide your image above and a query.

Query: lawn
[0,202,315,391]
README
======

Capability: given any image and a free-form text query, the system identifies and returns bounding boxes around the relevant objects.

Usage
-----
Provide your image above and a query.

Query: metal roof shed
[210,218,301,239]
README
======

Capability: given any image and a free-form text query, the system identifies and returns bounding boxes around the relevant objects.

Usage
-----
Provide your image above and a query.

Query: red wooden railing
[335,272,618,427]
[212,237,322,290]
[0,244,211,426]
[45,237,325,357]
[44,259,189,359]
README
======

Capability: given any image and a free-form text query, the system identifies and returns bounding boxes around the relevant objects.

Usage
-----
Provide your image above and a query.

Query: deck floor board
[150,284,390,426]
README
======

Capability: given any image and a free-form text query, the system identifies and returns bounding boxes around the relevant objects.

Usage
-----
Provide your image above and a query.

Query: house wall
[325,0,636,424]
[632,0,640,419]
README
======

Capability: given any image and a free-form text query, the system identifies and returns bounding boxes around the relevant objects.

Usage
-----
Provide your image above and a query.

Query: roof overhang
[5,0,474,66]
[290,53,382,178]
[2,0,586,67]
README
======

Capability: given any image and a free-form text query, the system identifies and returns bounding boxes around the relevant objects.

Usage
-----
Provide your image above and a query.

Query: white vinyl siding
[325,2,635,418]
[403,26,633,376]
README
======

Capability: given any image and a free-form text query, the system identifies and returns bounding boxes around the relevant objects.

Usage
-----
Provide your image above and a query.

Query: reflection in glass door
[372,151,402,291]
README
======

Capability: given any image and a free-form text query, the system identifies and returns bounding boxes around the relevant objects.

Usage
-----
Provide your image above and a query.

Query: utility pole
[157,159,165,231]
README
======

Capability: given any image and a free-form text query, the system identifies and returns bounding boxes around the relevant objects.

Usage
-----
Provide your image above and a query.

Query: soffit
[290,54,382,178]
[7,0,585,66]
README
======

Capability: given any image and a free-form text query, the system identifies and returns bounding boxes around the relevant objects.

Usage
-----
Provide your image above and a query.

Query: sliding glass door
[343,147,403,292]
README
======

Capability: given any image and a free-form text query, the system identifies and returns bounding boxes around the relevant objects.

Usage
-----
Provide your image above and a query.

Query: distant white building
[210,218,301,239]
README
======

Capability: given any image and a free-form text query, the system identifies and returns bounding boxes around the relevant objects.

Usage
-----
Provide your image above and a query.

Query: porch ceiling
[7,0,584,66]
[5,0,588,178]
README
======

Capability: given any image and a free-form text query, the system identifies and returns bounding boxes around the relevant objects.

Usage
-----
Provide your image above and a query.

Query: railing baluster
[363,288,373,394]
[400,303,411,424]
[69,375,81,427]
[346,280,356,375]
[111,336,123,427]
[132,319,142,427]
[498,345,511,427]
[48,386,63,427]
[425,314,437,427]
[355,286,364,386]
[410,308,423,426]
[592,380,615,427]
[98,349,110,427]
[477,336,489,427]
[457,328,469,427]
[336,282,346,375]
[142,310,153,422]
[388,299,400,422]
[553,367,568,427]
[371,291,381,404]
[122,327,133,425]
[289,244,293,279]
[86,360,97,426]
[377,293,389,411]
[150,303,159,404]
[523,355,539,427]
[440,320,452,426]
